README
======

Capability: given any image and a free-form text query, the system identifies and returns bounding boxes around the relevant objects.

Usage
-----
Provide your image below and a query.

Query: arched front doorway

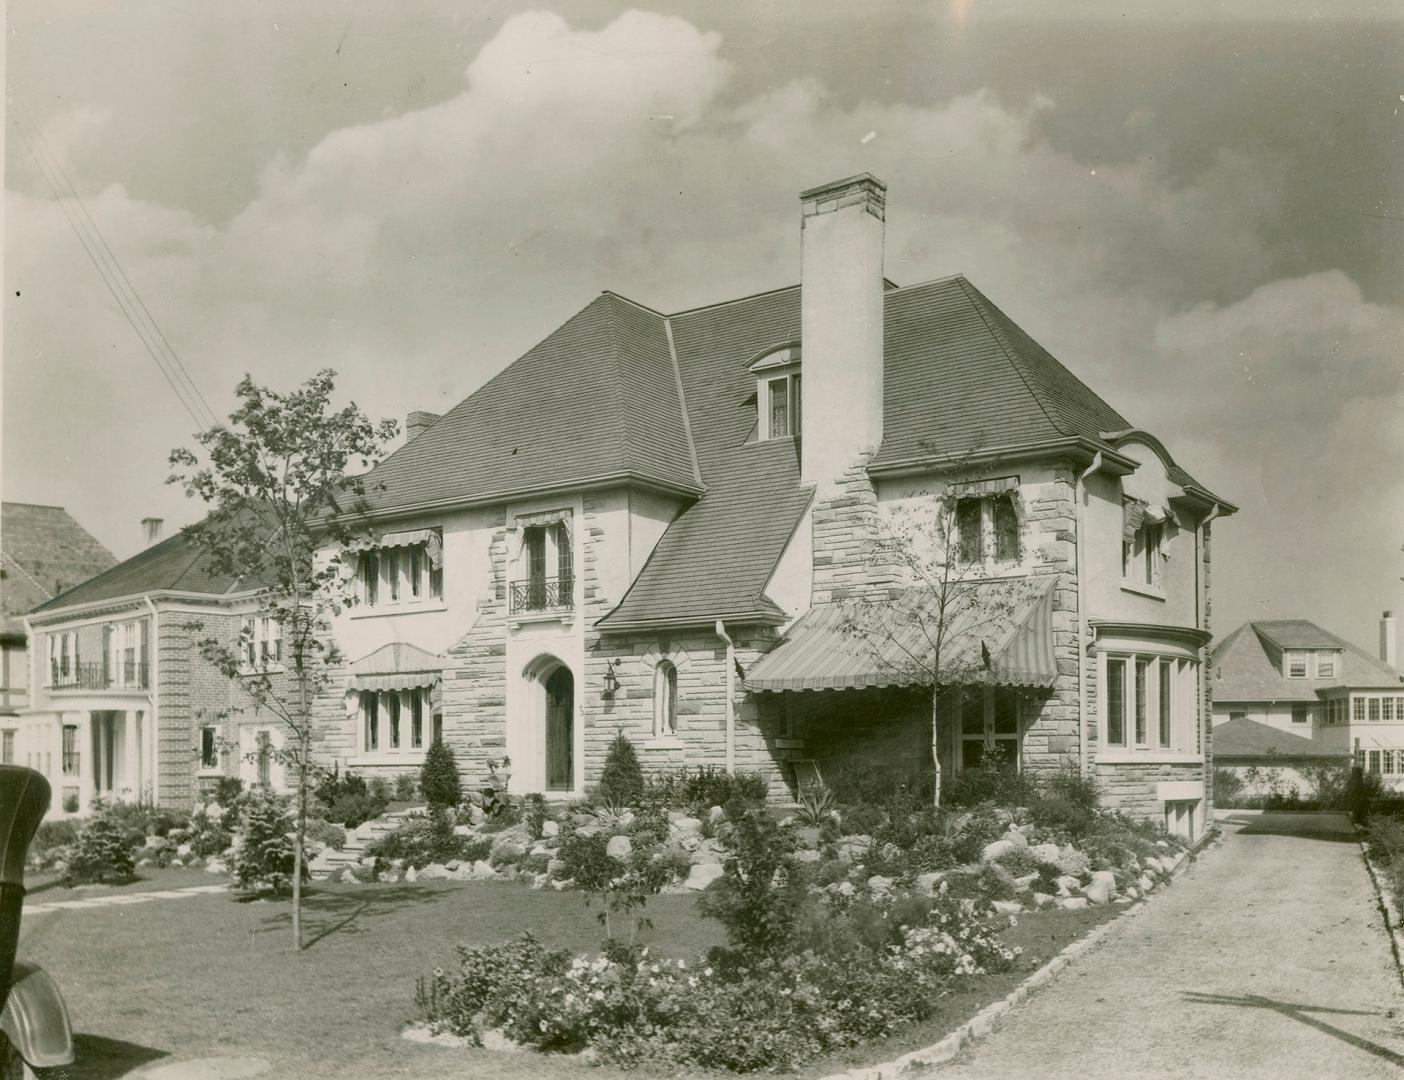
[544,666,574,792]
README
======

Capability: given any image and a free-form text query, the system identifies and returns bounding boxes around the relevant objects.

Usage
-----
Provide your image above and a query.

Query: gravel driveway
[925,811,1404,1079]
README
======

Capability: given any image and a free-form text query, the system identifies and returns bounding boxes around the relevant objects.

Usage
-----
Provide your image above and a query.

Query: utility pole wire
[10,94,220,433]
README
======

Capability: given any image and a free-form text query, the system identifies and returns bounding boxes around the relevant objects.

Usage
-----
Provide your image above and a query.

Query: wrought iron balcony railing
[49,660,149,691]
[509,576,574,615]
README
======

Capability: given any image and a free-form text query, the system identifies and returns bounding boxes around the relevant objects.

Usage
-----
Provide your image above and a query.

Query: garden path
[26,882,229,915]
[925,810,1404,1080]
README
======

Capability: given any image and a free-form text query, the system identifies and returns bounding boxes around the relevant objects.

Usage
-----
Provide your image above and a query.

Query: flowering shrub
[419,888,1020,1072]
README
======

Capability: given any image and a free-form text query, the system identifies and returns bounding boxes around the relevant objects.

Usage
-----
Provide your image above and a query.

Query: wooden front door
[545,667,574,792]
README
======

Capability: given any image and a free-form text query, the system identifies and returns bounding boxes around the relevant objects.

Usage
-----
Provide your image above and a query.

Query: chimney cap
[141,516,163,525]
[1385,610,1395,619]
[799,173,887,202]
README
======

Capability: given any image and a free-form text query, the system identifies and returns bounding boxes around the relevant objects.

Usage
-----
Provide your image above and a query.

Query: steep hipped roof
[1,503,117,635]
[1211,620,1404,702]
[1212,716,1347,760]
[30,528,243,616]
[354,293,701,518]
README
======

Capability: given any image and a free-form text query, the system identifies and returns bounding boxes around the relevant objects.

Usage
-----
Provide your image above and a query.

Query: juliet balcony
[48,660,150,692]
[509,576,575,615]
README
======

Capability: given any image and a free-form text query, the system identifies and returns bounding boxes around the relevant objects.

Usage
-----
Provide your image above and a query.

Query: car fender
[1,962,73,1068]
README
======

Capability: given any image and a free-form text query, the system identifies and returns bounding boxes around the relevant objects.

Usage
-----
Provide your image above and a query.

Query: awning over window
[745,577,1057,693]
[349,641,445,692]
[344,529,443,569]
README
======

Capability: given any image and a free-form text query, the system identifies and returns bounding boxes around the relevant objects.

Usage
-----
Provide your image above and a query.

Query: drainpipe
[1075,452,1104,777]
[1196,503,1221,761]
[715,619,736,775]
[144,596,160,807]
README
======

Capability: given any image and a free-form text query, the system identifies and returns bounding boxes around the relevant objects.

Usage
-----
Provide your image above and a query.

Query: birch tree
[169,369,397,950]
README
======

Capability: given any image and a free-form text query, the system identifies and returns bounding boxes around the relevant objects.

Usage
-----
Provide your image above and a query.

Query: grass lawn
[18,879,1126,1079]
[26,866,223,904]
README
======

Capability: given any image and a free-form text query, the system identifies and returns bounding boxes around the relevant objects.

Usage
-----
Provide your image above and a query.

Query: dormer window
[747,343,801,442]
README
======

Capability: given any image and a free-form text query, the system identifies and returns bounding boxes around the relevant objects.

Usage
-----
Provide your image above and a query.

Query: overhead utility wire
[11,97,220,432]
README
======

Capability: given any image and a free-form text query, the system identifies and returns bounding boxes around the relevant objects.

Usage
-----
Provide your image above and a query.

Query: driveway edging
[816,832,1216,1080]
[1359,835,1404,990]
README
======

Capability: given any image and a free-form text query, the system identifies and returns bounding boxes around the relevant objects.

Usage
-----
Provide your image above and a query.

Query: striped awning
[745,577,1057,693]
[344,529,443,568]
[349,641,444,692]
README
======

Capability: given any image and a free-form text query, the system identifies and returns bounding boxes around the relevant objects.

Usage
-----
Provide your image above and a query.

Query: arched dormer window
[747,343,801,441]
[654,660,678,737]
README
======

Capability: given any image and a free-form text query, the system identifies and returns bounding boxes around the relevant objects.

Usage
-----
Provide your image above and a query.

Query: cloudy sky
[5,1,1402,650]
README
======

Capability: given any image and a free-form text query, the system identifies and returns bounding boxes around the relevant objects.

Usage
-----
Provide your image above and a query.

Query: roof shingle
[1212,620,1404,702]
[2,503,117,632]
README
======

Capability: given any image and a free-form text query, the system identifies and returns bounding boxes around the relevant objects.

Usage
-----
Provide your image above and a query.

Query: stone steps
[310,807,424,881]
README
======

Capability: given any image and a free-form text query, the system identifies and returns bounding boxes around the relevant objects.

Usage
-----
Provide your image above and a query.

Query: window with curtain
[654,661,678,737]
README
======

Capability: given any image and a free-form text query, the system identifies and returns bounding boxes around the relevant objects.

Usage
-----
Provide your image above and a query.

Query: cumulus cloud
[5,8,1400,633]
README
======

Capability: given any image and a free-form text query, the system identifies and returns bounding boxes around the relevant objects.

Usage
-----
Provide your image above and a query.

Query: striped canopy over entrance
[745,577,1057,694]
[349,641,444,692]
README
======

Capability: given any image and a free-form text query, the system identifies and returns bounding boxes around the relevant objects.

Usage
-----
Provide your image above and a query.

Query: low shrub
[30,820,80,866]
[65,809,137,885]
[1367,814,1404,899]
[315,766,390,828]
[365,810,490,868]
[233,790,304,895]
[636,765,769,816]
[838,803,887,837]
[212,777,245,810]
[943,766,1038,810]
[182,806,233,858]
[303,817,347,852]
[698,803,808,959]
[523,793,548,841]
[394,774,418,802]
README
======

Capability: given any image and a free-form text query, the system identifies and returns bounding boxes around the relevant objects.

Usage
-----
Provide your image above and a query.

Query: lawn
[18,878,1124,1079]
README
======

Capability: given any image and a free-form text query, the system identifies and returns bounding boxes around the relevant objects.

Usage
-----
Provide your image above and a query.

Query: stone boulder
[605,835,633,860]
[792,849,821,864]
[668,815,702,838]
[419,863,452,881]
[684,862,724,892]
[452,824,476,838]
[541,819,560,839]
[1031,891,1055,909]
[1058,896,1090,911]
[793,826,822,849]
[706,805,726,827]
[546,858,568,878]
[981,839,1018,864]
[176,843,194,859]
[1083,878,1114,905]
[1000,828,1029,849]
[1139,873,1156,893]
[835,835,873,862]
[992,899,1023,916]
[1054,874,1081,897]
[915,871,944,896]
[866,875,894,897]
[490,839,527,864]
[1030,843,1062,866]
[471,860,496,879]
[1056,846,1090,877]
[205,859,228,875]
[405,866,419,883]
[144,834,169,851]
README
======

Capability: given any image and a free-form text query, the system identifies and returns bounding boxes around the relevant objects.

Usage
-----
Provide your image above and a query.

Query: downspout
[144,596,160,807]
[1196,504,1221,765]
[1075,452,1104,777]
[715,619,735,775]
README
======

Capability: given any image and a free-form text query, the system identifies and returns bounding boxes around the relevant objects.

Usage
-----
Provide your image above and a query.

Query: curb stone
[1358,834,1404,990]
[816,831,1216,1080]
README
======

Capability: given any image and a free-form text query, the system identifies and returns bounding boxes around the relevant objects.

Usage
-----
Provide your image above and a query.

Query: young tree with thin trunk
[837,456,1039,807]
[169,369,397,950]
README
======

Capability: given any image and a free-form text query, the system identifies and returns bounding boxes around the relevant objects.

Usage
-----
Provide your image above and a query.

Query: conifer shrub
[64,809,137,885]
[234,789,304,895]
[595,731,644,808]
[421,739,463,810]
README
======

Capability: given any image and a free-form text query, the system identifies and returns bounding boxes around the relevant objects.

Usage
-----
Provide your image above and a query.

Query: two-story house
[310,173,1233,839]
[1211,613,1404,793]
[2,503,116,766]
[20,527,292,815]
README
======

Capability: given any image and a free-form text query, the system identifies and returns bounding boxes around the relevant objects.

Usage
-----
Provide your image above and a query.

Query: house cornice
[332,470,706,528]
[595,609,789,634]
[1089,619,1213,649]
[24,588,257,627]
[866,437,1139,481]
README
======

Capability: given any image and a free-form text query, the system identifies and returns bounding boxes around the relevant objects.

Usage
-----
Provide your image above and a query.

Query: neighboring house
[1210,716,1348,797]
[1,503,117,767]
[1211,613,1404,791]
[309,173,1233,840]
[19,525,289,815]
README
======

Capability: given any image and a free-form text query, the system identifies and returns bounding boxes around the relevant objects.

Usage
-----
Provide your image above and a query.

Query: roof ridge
[600,294,638,470]
[667,282,800,319]
[955,277,1069,439]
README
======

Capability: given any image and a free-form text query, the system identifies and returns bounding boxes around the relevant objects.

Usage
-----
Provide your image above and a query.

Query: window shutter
[1122,498,1148,543]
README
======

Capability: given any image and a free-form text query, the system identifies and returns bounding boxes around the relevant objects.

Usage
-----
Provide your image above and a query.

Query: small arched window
[654,661,678,737]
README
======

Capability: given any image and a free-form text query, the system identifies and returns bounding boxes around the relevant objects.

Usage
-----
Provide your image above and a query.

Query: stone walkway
[923,811,1404,1079]
[26,882,229,915]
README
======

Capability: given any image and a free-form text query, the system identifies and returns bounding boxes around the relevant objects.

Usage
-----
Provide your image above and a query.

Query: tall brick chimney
[799,174,886,493]
[1382,610,1398,669]
[141,517,163,546]
[406,411,441,442]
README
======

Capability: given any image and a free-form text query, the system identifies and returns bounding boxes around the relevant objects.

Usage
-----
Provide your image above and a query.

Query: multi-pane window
[1286,651,1309,679]
[358,534,444,608]
[1316,653,1337,679]
[954,491,1021,569]
[361,687,434,755]
[200,726,220,769]
[958,687,1020,769]
[515,522,574,613]
[1121,501,1165,588]
[1370,697,1382,721]
[1103,651,1197,753]
[1,732,13,766]
[1369,750,1383,774]
[654,661,678,738]
[240,616,283,670]
[1384,750,1398,775]
[1291,705,1310,725]
[62,724,79,776]
[761,372,802,440]
[1386,698,1397,722]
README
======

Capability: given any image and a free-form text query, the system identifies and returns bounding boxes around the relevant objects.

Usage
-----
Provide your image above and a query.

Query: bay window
[1102,649,1198,755]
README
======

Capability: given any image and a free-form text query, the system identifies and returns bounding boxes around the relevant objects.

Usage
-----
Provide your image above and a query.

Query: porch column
[77,712,95,816]
[94,715,108,803]
[123,710,139,801]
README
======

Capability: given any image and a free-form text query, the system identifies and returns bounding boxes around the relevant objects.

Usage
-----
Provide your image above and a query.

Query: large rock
[1058,896,1090,911]
[546,858,568,878]
[1031,843,1062,866]
[1031,891,1055,909]
[793,826,822,849]
[1054,874,1082,897]
[1056,846,1090,877]
[575,825,600,840]
[471,860,496,879]
[605,835,633,860]
[981,839,1018,864]
[684,862,724,891]
[490,839,527,863]
[999,829,1029,849]
[916,871,945,895]
[1088,869,1117,891]
[452,824,476,838]
[205,859,228,875]
[176,843,194,859]
[405,866,419,883]
[144,834,169,851]
[706,805,726,826]
[540,820,560,839]
[792,849,821,864]
[835,835,873,862]
[1138,873,1155,893]
[1083,878,1114,905]
[992,899,1023,916]
[867,875,894,897]
[419,863,451,881]
[669,815,702,838]
[1012,873,1040,891]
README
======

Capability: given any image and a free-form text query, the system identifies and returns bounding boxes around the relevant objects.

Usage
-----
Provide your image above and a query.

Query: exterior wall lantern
[602,659,621,701]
